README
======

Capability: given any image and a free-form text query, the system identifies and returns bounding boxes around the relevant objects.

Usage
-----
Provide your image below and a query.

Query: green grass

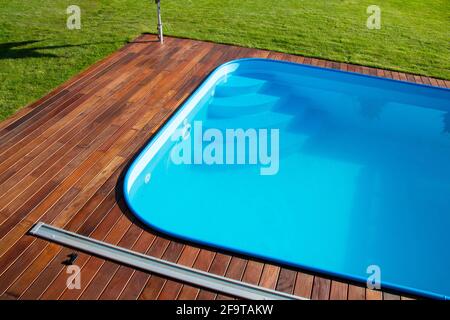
[1,0,449,121]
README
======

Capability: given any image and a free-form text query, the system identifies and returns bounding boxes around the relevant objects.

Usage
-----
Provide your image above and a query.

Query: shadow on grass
[0,39,127,60]
[0,40,59,59]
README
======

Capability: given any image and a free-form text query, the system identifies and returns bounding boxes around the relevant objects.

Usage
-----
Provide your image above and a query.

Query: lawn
[0,0,449,121]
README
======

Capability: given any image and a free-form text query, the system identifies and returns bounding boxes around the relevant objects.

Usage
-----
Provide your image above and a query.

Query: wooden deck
[0,35,448,300]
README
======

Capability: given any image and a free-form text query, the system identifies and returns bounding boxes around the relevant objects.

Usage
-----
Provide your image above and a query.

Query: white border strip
[124,63,239,193]
[30,222,305,300]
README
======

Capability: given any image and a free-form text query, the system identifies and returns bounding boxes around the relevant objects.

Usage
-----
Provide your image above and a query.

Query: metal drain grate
[29,222,305,300]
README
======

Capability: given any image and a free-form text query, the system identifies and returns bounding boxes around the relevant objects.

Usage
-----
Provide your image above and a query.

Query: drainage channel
[29,222,304,300]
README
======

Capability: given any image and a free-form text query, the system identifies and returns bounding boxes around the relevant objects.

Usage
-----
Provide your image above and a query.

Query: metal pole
[155,0,163,43]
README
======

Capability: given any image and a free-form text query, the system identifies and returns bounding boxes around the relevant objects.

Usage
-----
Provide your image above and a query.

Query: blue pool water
[124,59,450,299]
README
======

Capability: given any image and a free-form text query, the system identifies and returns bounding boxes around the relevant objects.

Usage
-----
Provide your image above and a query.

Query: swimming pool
[124,58,450,299]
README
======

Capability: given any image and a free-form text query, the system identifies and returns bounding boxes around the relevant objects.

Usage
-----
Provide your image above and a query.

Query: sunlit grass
[0,0,448,121]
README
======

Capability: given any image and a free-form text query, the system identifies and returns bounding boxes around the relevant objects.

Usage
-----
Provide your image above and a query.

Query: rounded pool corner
[122,58,450,300]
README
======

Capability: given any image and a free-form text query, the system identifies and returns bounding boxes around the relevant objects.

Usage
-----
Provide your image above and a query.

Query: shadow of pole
[0,39,130,60]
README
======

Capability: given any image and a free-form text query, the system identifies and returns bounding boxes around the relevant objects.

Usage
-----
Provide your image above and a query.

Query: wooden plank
[348,285,366,300]
[366,288,383,300]
[241,260,264,286]
[2,47,171,205]
[0,40,204,270]
[118,237,170,300]
[138,242,184,300]
[196,253,232,300]
[11,204,123,299]
[311,276,331,300]
[0,174,122,293]
[77,224,144,300]
[59,218,136,300]
[25,167,137,300]
[330,281,349,300]
[8,66,193,296]
[383,292,401,300]
[0,147,125,259]
[258,264,280,290]
[293,272,314,299]
[27,205,127,299]
[0,49,144,147]
[157,246,201,300]
[176,250,215,300]
[0,65,144,179]
[215,257,247,300]
[275,268,297,295]
[98,231,157,300]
